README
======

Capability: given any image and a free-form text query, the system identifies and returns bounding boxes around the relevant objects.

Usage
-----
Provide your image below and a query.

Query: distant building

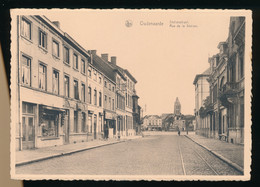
[142,115,162,131]
[193,68,211,135]
[174,97,181,115]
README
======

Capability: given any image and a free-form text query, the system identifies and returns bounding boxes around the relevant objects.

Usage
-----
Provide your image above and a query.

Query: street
[16,134,242,175]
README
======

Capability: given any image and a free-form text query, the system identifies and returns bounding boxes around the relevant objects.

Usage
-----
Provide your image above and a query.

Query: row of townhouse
[193,17,245,144]
[142,115,162,130]
[12,15,141,151]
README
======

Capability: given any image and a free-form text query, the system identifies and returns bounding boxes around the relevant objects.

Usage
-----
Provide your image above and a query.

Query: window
[64,46,70,64]
[52,40,59,57]
[88,115,92,133]
[21,18,31,40]
[39,64,47,91]
[112,86,115,92]
[112,99,115,110]
[21,55,31,86]
[126,93,128,106]
[99,115,103,132]
[81,83,86,102]
[99,77,102,84]
[53,70,59,95]
[105,95,107,108]
[74,111,78,133]
[88,67,92,78]
[81,59,86,74]
[82,112,86,132]
[240,55,244,79]
[109,84,111,90]
[109,97,111,110]
[94,89,97,105]
[73,53,78,70]
[99,92,102,107]
[64,75,70,97]
[74,80,79,100]
[39,30,47,49]
[93,70,97,81]
[88,87,92,104]
[104,80,107,88]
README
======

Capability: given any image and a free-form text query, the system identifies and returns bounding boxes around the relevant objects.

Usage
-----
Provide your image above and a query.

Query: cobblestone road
[16,135,242,175]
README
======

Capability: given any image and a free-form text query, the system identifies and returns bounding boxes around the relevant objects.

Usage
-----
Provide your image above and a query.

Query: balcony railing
[220,82,239,93]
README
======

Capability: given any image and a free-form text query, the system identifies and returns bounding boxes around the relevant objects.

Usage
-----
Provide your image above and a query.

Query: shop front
[104,111,116,139]
[37,105,65,148]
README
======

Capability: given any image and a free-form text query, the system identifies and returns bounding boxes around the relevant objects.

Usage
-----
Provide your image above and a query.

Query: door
[22,116,35,149]
[94,115,97,139]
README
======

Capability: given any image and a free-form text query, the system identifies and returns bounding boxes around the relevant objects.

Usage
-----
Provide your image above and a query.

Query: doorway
[64,110,70,144]
[94,115,97,139]
[22,116,35,149]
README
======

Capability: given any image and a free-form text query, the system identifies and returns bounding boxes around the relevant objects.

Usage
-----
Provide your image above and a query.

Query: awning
[41,105,65,113]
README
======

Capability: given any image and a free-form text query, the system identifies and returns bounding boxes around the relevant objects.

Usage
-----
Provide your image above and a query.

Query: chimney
[111,56,117,65]
[217,42,228,55]
[89,50,97,55]
[52,21,60,29]
[101,54,108,61]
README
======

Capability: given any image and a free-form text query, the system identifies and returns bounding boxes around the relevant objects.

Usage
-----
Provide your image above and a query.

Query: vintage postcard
[10,9,252,180]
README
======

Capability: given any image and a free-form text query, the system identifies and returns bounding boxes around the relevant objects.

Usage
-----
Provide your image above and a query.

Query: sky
[37,10,235,115]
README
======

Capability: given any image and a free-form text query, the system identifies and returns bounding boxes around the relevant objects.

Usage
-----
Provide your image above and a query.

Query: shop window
[52,40,59,57]
[39,29,47,49]
[21,55,31,86]
[41,111,59,138]
[64,75,69,97]
[74,111,78,133]
[64,46,70,64]
[53,70,59,95]
[39,63,47,91]
[21,17,31,40]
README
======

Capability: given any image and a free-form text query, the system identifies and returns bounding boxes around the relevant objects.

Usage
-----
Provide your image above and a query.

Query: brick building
[13,15,90,150]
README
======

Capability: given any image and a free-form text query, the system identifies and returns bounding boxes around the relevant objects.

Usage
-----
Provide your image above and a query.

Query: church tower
[174,97,181,115]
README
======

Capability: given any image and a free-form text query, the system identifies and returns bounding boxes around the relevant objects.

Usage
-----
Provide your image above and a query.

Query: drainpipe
[17,16,22,151]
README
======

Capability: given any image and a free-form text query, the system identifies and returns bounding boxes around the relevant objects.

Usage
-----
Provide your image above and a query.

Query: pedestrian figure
[177,126,180,136]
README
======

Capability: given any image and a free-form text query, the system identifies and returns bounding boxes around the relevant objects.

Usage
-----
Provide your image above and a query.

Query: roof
[193,67,211,85]
[124,69,137,83]
[92,54,116,82]
[143,115,161,119]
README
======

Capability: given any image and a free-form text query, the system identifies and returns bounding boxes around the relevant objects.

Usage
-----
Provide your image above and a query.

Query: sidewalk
[185,134,244,173]
[16,136,142,167]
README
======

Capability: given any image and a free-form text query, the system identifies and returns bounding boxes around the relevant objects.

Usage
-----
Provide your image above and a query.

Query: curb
[16,139,128,167]
[184,135,244,174]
